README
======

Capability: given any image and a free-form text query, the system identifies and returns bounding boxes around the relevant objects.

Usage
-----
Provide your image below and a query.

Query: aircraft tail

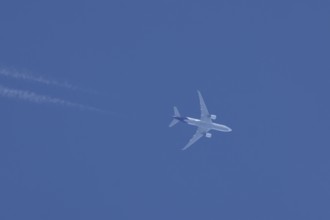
[169,106,181,127]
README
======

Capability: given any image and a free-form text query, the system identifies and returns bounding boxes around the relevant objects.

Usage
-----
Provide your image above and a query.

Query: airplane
[169,90,232,150]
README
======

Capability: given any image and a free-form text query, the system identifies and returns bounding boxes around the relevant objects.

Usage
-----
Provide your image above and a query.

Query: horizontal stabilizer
[169,119,179,127]
[173,106,180,117]
[169,106,181,127]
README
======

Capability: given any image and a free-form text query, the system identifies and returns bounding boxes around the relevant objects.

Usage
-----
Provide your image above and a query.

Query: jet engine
[205,133,212,138]
[210,114,217,120]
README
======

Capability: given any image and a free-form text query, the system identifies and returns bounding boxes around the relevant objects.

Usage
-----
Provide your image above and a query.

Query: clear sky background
[0,0,330,219]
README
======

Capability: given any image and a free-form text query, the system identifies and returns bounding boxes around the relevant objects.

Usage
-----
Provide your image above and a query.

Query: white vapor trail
[0,85,104,113]
[0,68,92,93]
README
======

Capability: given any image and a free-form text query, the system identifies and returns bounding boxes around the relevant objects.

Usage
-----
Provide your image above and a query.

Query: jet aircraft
[169,90,232,150]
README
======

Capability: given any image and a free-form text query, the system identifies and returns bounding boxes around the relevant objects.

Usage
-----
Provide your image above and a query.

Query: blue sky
[1,0,330,219]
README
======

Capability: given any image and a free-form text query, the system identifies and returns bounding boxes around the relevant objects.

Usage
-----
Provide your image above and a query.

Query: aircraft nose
[226,126,232,132]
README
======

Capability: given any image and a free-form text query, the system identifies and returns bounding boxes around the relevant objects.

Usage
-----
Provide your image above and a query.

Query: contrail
[0,85,105,113]
[0,68,97,94]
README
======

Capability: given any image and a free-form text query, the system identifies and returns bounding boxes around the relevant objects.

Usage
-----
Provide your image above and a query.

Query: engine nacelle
[210,114,217,120]
[205,133,212,138]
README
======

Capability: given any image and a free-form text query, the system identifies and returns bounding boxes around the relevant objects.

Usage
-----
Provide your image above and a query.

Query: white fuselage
[184,117,232,132]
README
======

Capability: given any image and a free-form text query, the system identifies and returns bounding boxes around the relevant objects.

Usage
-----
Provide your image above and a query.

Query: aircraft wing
[197,90,211,122]
[182,127,209,151]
